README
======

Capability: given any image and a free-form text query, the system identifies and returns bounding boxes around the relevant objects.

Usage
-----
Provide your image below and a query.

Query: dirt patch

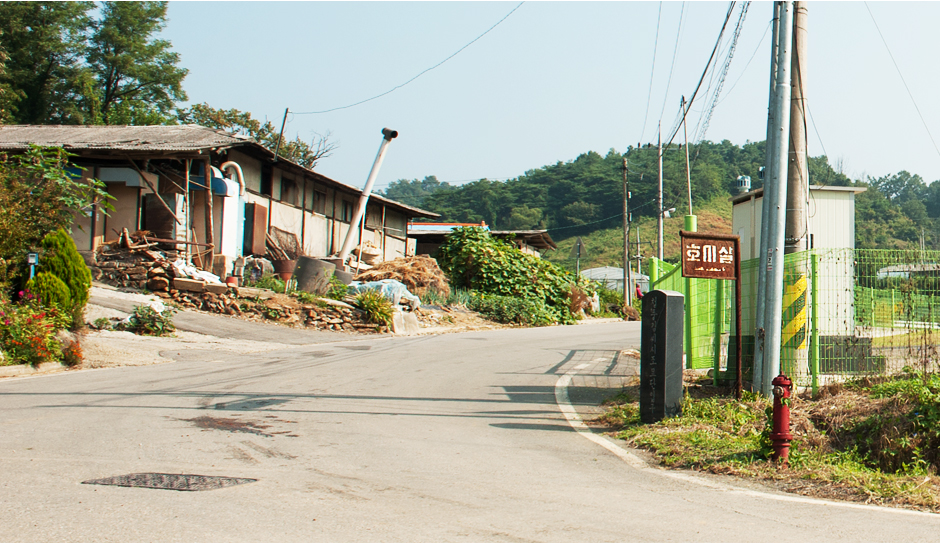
[182,415,297,437]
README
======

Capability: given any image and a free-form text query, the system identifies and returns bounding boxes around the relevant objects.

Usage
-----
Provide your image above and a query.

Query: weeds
[120,305,176,336]
[355,289,394,327]
[601,375,940,512]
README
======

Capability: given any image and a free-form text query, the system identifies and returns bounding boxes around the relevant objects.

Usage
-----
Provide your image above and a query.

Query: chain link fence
[651,248,940,391]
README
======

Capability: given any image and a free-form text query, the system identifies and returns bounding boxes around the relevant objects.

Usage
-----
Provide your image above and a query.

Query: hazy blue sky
[161,2,940,192]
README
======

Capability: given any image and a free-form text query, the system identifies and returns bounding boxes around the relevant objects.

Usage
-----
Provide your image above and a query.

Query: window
[341,200,354,222]
[280,176,299,206]
[314,190,327,215]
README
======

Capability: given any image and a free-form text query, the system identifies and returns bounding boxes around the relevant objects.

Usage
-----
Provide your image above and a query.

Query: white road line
[553,364,940,519]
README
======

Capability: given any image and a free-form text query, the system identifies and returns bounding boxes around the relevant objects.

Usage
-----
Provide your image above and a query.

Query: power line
[717,18,771,106]
[663,1,737,149]
[657,2,686,127]
[639,2,664,144]
[292,2,525,115]
[864,2,940,162]
[695,1,750,143]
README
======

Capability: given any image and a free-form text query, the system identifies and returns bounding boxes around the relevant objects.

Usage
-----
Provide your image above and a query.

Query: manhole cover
[82,473,257,491]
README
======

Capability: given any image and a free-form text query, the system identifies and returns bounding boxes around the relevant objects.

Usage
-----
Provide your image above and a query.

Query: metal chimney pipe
[337,128,399,265]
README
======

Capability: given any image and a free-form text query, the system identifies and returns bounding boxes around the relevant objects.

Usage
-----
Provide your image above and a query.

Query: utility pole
[623,157,632,306]
[753,1,782,393]
[785,1,809,254]
[682,96,693,217]
[782,1,810,386]
[760,1,794,397]
[657,131,664,260]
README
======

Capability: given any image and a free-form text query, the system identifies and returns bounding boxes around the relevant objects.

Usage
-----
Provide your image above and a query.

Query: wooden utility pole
[785,1,808,254]
[623,157,632,305]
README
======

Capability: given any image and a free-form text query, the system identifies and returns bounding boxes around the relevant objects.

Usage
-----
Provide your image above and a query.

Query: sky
[161,1,940,193]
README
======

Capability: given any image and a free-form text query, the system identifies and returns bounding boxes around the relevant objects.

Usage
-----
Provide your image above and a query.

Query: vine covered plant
[435,227,580,324]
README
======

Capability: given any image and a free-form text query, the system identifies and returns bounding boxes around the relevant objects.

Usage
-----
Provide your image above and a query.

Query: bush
[38,228,91,328]
[436,227,576,323]
[354,289,394,327]
[120,304,176,336]
[0,293,65,365]
[465,292,559,326]
[26,271,72,311]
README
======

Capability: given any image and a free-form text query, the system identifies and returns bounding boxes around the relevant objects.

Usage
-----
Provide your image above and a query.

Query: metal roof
[731,184,866,205]
[0,124,439,219]
[0,124,253,152]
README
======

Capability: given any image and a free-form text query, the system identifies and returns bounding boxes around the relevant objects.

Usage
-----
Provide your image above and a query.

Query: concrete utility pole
[785,1,808,255]
[657,132,664,260]
[760,1,795,397]
[623,157,632,306]
[682,96,693,217]
[753,1,782,394]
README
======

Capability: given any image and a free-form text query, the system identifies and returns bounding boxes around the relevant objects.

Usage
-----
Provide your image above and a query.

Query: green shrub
[26,272,72,311]
[465,292,560,326]
[354,289,394,327]
[436,227,576,323]
[38,228,91,328]
[121,304,176,336]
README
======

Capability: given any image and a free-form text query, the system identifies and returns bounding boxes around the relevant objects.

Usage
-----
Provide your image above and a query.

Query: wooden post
[204,159,215,271]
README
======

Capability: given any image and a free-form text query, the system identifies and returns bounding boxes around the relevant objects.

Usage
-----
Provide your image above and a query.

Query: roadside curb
[0,362,72,379]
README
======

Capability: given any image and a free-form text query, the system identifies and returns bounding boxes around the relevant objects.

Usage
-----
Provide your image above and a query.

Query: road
[1,320,939,542]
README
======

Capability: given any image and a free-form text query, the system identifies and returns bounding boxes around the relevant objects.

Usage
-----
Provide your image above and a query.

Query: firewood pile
[353,255,451,297]
[90,229,179,291]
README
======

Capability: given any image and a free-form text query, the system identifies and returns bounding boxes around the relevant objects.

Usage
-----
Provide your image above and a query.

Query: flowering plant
[0,291,66,366]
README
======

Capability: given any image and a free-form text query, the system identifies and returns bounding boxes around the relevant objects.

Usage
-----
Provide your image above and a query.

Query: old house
[0,125,437,276]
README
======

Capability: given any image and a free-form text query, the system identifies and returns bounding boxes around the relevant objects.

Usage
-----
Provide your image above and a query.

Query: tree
[379,176,450,208]
[85,1,187,125]
[0,2,93,124]
[0,146,111,292]
[177,103,337,169]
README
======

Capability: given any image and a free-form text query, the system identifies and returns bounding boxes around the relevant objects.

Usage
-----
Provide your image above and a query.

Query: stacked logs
[90,231,177,291]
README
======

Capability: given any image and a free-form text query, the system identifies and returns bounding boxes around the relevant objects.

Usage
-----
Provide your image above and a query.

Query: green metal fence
[651,248,940,391]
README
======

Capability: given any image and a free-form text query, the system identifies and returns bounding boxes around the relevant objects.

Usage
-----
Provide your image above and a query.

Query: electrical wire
[292,2,524,115]
[638,2,664,144]
[717,18,771,106]
[695,1,750,143]
[864,2,940,161]
[657,2,686,127]
[663,1,736,149]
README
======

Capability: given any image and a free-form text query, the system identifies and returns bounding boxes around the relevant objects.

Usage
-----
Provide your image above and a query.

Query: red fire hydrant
[770,374,793,466]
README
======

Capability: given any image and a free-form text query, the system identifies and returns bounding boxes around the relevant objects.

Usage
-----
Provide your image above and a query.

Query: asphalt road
[1,320,939,542]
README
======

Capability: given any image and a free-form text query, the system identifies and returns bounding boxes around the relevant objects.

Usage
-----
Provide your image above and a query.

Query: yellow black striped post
[782,272,807,350]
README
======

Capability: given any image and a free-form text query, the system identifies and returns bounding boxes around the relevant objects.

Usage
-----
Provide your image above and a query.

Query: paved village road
[2,321,939,542]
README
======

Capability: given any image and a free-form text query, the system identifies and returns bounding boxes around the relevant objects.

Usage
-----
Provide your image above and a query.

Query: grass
[871,330,940,348]
[597,375,940,512]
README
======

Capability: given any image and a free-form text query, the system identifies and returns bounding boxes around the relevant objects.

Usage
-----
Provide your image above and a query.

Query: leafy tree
[0,1,186,125]
[379,176,450,209]
[0,1,93,124]
[85,1,187,125]
[0,146,111,293]
[177,103,337,168]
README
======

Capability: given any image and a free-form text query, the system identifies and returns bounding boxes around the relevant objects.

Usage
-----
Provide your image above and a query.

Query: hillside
[381,140,940,258]
[543,196,733,273]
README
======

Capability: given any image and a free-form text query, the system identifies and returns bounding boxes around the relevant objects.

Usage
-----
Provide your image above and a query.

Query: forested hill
[378,139,940,257]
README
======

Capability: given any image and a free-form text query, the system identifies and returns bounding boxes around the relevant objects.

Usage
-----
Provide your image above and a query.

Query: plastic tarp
[172,259,223,284]
[348,279,421,310]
